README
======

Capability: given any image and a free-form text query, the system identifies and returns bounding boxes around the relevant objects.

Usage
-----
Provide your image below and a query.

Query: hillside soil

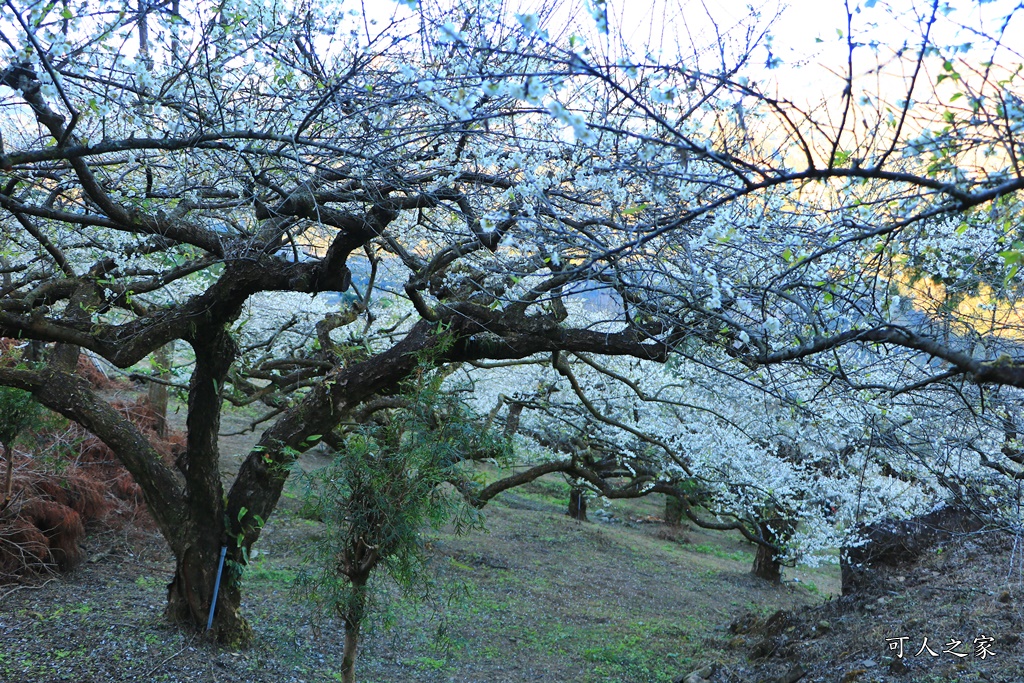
[1,403,1022,682]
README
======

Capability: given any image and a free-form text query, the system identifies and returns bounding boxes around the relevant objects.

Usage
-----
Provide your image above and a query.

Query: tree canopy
[1,0,1023,640]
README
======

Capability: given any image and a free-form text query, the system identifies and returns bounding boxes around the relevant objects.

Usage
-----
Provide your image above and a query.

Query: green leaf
[999,250,1020,266]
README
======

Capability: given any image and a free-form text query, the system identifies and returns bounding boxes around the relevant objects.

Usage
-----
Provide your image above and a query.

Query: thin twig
[143,637,194,678]
[0,577,58,602]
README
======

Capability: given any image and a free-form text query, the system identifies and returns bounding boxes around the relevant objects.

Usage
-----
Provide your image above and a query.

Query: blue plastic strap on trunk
[206,545,228,631]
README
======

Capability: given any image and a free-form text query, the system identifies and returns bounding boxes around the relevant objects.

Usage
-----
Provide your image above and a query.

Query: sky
[450,0,1024,106]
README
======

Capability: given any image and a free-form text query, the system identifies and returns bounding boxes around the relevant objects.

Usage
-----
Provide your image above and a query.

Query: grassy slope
[0,463,837,683]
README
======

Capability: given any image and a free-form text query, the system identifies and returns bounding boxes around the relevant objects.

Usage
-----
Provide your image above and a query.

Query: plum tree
[460,347,936,578]
[1,0,1023,640]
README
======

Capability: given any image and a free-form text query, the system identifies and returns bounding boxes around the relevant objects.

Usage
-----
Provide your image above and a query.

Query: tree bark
[341,619,361,683]
[340,574,369,683]
[165,328,240,640]
[752,540,782,582]
[165,536,251,644]
[751,517,793,582]
[568,487,587,521]
[148,343,172,438]
[664,493,683,526]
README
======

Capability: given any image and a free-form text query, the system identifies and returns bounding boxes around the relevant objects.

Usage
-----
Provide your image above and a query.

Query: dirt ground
[0,489,796,683]
[1,401,1022,682]
[742,529,1024,683]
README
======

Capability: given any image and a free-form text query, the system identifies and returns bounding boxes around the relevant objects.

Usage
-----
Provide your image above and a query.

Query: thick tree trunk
[752,541,782,582]
[165,538,251,644]
[751,517,793,582]
[166,329,241,641]
[664,493,683,526]
[568,487,587,521]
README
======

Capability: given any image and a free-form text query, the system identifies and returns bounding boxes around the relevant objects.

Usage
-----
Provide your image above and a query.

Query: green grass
[244,557,297,585]
[687,543,750,563]
[402,655,448,671]
[578,620,695,682]
[135,575,163,590]
[68,602,92,615]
